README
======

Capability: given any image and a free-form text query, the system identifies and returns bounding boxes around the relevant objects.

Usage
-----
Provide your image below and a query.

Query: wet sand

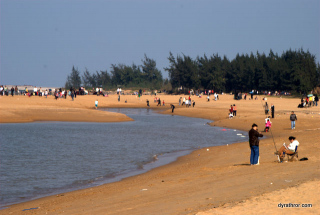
[0,94,319,214]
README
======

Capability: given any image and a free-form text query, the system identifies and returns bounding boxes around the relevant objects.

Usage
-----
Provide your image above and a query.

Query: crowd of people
[298,95,319,108]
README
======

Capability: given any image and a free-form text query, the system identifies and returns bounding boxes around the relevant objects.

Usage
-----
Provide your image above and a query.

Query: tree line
[65,54,163,90]
[66,49,320,94]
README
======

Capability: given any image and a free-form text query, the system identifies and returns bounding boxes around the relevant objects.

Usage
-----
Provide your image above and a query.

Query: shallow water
[0,108,247,207]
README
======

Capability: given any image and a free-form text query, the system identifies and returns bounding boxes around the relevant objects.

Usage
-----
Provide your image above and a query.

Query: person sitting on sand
[275,136,299,162]
[229,112,233,119]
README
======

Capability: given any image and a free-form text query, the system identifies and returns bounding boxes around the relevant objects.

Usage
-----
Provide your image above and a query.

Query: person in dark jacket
[290,111,297,129]
[249,123,263,165]
[271,104,275,118]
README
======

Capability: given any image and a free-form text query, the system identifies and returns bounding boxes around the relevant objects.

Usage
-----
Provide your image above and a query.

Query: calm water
[0,108,247,207]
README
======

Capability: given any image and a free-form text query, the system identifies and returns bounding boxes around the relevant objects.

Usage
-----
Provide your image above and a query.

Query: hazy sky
[1,0,319,87]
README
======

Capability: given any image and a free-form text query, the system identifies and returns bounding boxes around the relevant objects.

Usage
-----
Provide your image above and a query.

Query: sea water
[0,108,247,207]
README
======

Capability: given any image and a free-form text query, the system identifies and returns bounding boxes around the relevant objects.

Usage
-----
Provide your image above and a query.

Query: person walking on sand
[249,123,263,165]
[95,99,98,109]
[271,104,275,118]
[290,111,297,129]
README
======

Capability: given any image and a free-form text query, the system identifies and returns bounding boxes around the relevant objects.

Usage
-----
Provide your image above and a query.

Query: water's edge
[1,108,248,209]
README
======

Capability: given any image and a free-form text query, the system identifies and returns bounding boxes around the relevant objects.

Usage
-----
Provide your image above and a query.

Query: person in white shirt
[34,86,38,95]
[275,136,299,162]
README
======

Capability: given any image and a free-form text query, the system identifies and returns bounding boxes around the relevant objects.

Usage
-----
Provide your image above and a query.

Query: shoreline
[0,108,247,209]
[0,95,319,214]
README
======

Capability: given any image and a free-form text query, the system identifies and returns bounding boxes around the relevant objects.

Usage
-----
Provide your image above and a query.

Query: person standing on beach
[290,111,297,129]
[315,95,319,106]
[264,102,269,115]
[229,105,233,116]
[11,87,14,96]
[171,104,175,113]
[271,104,275,118]
[233,104,237,116]
[95,99,98,109]
[71,90,75,101]
[249,123,263,165]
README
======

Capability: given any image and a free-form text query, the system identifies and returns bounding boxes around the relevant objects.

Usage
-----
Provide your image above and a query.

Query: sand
[0,94,319,215]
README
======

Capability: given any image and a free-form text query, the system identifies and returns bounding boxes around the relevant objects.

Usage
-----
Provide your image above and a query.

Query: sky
[0,0,319,87]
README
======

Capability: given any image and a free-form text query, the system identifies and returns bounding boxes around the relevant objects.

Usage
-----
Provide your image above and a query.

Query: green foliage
[66,55,164,90]
[166,49,318,93]
[65,49,319,93]
[65,66,81,89]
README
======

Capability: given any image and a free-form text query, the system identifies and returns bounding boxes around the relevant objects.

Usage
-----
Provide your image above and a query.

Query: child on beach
[229,112,233,119]
[265,119,271,132]
[95,100,98,109]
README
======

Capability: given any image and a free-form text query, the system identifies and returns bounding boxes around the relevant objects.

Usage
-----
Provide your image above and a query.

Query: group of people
[0,85,20,96]
[263,102,275,118]
[206,92,219,101]
[247,94,304,164]
[298,95,319,108]
[249,123,300,165]
[178,97,195,108]
[228,104,237,118]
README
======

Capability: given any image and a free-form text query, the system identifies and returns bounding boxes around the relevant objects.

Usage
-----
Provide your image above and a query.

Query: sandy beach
[0,94,319,214]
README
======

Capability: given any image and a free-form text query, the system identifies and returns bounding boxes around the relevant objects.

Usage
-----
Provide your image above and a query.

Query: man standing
[271,104,275,118]
[290,111,297,129]
[315,95,319,106]
[249,123,263,165]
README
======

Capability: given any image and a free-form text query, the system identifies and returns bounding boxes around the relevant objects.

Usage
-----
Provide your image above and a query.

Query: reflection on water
[0,108,246,207]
